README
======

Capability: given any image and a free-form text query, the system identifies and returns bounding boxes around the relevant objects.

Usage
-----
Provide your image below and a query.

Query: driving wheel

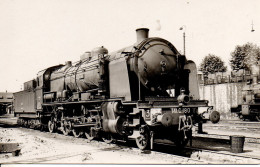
[102,133,115,144]
[48,120,56,133]
[85,127,95,141]
[72,128,83,138]
[62,120,72,136]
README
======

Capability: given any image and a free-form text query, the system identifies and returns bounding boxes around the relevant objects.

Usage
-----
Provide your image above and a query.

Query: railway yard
[1,114,260,164]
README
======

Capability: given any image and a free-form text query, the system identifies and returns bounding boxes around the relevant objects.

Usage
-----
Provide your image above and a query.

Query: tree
[230,42,260,71]
[199,54,227,76]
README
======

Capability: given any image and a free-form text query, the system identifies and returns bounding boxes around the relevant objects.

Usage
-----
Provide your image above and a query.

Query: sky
[0,0,259,92]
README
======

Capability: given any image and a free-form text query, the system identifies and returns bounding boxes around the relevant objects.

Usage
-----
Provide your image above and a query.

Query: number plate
[172,108,190,113]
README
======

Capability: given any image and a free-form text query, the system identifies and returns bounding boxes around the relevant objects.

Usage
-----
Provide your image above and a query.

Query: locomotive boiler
[14,28,218,150]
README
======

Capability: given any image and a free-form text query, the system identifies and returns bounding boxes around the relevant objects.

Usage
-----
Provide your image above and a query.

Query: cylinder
[230,135,245,153]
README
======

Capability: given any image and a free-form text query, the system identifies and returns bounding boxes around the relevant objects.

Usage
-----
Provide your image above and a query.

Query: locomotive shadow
[0,123,18,128]
[153,143,192,157]
[111,136,254,158]
[191,136,253,153]
[192,136,230,151]
[107,139,194,158]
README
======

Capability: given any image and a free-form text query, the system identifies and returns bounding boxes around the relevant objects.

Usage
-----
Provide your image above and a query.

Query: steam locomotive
[13,28,218,150]
[231,63,260,121]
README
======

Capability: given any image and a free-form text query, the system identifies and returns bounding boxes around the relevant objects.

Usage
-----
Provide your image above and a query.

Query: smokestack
[136,28,149,42]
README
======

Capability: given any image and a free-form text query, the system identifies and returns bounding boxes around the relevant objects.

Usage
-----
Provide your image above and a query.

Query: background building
[0,92,13,114]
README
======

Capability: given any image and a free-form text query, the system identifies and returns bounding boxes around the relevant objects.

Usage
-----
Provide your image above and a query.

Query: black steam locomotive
[231,65,260,121]
[14,28,218,150]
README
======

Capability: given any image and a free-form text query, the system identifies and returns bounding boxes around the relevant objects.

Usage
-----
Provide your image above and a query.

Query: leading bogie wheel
[135,132,150,150]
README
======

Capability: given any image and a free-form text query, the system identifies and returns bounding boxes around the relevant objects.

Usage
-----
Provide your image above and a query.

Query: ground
[0,126,199,164]
[1,115,260,164]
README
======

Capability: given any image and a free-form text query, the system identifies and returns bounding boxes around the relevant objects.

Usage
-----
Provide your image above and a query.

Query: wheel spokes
[136,133,149,150]
[62,121,72,135]
[85,127,95,140]
[102,133,114,144]
[256,115,260,122]
[48,120,55,133]
[72,129,83,138]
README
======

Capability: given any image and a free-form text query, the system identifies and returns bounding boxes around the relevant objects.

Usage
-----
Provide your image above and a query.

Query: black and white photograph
[0,0,260,165]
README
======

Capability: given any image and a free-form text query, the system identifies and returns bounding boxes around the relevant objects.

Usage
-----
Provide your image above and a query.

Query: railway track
[154,140,260,164]
[2,121,260,164]
[204,124,260,130]
[194,133,260,144]
[104,136,260,164]
[42,127,260,164]
[190,148,260,164]
[1,126,206,164]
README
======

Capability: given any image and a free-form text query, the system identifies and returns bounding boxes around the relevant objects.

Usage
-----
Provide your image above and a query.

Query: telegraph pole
[180,25,186,55]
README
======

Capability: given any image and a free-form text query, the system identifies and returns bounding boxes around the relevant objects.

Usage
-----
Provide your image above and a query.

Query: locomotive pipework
[50,46,108,94]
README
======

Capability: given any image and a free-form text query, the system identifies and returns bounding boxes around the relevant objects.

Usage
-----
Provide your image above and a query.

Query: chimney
[136,28,149,43]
